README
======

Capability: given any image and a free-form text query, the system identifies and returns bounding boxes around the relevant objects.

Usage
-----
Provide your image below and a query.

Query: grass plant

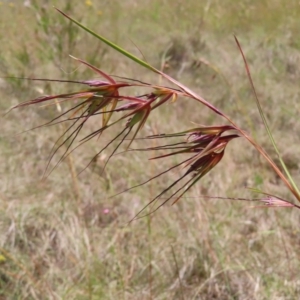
[1,1,300,299]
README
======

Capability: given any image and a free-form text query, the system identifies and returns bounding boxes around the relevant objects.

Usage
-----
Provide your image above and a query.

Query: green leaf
[55,8,158,73]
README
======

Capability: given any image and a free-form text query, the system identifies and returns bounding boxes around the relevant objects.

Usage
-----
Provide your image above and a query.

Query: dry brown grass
[1,1,300,299]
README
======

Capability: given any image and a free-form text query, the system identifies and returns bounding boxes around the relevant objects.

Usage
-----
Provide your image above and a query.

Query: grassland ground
[1,1,300,299]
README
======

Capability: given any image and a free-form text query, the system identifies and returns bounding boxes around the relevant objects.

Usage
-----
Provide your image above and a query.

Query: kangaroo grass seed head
[9,8,300,220]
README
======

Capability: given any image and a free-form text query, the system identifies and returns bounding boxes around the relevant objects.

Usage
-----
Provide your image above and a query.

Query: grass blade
[234,36,300,200]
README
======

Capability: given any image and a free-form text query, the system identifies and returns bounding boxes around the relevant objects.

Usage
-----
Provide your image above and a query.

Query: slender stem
[224,116,300,202]
[234,35,300,199]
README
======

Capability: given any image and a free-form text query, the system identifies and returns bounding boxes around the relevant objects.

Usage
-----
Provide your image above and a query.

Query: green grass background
[1,0,300,299]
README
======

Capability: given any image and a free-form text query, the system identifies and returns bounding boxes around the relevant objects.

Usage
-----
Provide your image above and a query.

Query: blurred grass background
[1,0,300,299]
